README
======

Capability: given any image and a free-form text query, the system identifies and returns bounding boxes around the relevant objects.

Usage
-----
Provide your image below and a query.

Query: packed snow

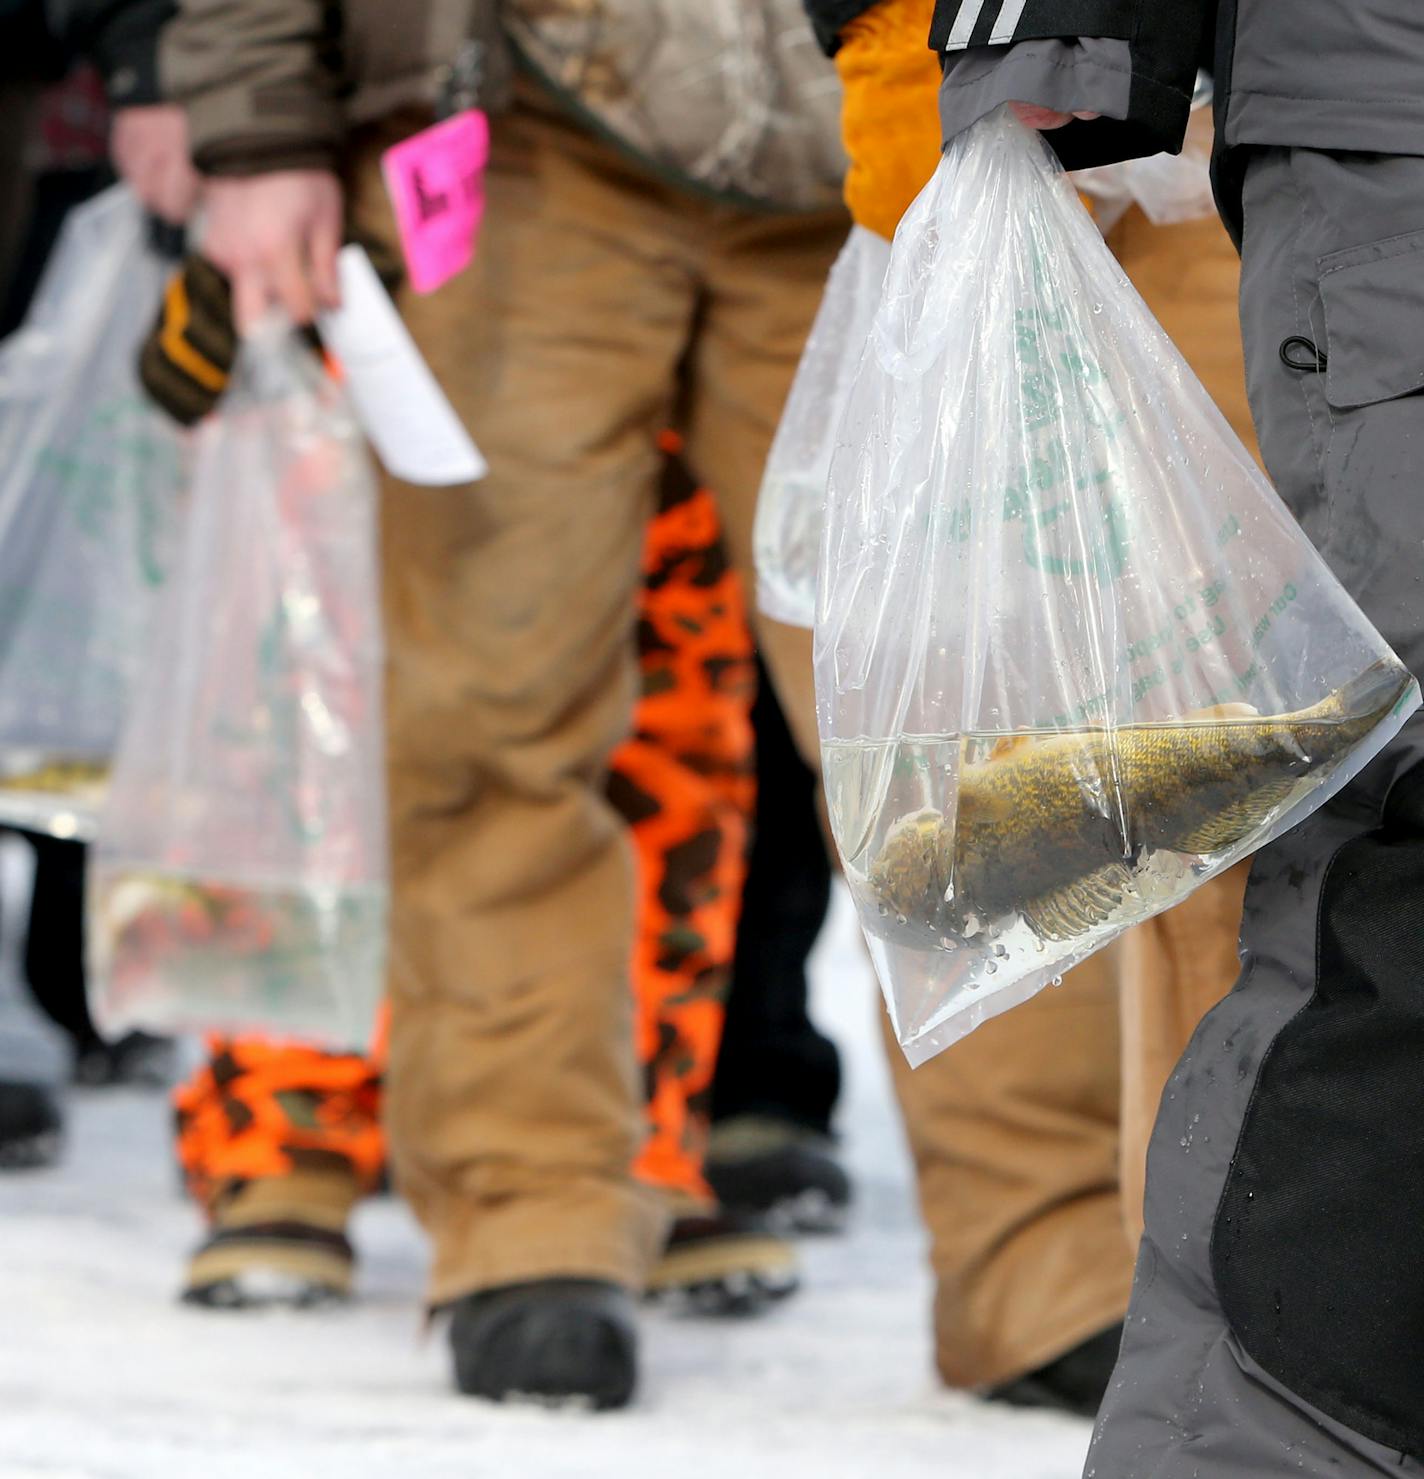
[0,884,1091,1478]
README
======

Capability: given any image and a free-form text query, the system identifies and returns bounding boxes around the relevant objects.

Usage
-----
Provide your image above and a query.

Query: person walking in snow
[862,0,1424,1470]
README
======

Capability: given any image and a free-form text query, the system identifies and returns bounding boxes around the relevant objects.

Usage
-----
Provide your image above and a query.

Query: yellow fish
[868,660,1414,944]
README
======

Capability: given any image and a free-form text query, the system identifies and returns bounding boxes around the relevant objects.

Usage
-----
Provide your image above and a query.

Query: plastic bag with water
[0,187,183,838]
[816,108,1418,1066]
[89,327,387,1049]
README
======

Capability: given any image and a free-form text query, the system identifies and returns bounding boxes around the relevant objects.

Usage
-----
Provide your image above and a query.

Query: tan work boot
[645,1190,800,1316]
[183,1167,363,1309]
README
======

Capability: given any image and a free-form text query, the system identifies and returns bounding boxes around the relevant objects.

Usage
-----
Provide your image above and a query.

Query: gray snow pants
[1086,147,1424,1476]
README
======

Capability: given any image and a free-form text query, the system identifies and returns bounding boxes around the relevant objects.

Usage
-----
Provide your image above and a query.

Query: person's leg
[344,103,698,1330]
[1089,147,1424,1475]
[884,950,1130,1390]
[1116,862,1249,1246]
[710,658,838,1140]
[686,205,1132,1388]
[617,452,756,1210]
[21,835,95,1056]
[614,449,796,1308]
[704,656,852,1231]
[174,1036,384,1307]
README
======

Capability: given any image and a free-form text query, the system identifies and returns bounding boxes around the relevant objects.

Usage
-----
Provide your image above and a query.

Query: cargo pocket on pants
[1317,227,1424,411]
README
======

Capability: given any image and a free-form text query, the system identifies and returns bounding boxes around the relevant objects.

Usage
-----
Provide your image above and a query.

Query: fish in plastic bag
[0,187,183,838]
[815,107,1418,1066]
[754,225,890,628]
[89,325,387,1049]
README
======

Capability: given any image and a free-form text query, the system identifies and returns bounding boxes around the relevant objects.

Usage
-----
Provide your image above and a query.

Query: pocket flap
[1318,228,1424,410]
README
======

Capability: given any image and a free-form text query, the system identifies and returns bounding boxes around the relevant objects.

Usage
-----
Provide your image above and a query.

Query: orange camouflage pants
[175,443,755,1216]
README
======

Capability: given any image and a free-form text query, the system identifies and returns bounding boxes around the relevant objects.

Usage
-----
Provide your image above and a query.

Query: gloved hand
[834,0,944,240]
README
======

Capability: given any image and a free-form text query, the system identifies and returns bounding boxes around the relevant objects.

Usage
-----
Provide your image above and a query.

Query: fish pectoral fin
[1174,777,1300,856]
[987,733,1036,762]
[1023,861,1135,943]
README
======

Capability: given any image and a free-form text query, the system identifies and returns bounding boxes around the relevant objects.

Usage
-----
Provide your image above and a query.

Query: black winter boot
[0,1079,63,1168]
[448,1279,638,1411]
[987,1322,1125,1419]
[705,1116,851,1233]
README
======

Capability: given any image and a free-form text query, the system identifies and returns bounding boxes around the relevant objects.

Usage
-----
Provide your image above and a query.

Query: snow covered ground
[0,887,1091,1479]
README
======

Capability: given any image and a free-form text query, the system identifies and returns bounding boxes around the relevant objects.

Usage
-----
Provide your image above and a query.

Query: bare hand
[1011,102,1101,131]
[110,105,200,225]
[202,171,344,333]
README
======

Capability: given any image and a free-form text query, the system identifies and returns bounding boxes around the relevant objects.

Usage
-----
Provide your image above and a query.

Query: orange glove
[835,0,944,240]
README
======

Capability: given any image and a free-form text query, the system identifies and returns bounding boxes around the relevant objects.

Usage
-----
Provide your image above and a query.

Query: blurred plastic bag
[89,326,387,1049]
[816,107,1418,1066]
[0,187,183,837]
[754,225,890,628]
[1075,76,1215,233]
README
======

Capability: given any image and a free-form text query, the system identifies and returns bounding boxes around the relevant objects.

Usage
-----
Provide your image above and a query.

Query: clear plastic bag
[89,327,388,1049]
[1075,75,1215,233]
[817,107,1419,1066]
[0,187,183,838]
[754,225,890,628]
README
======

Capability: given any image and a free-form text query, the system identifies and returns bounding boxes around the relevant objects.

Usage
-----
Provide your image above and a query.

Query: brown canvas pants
[343,95,843,1306]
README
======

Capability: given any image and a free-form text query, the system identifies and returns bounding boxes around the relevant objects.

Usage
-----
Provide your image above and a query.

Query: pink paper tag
[380,111,490,295]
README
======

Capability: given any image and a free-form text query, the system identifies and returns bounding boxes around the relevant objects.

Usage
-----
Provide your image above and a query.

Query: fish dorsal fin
[1186,702,1259,722]
[1174,776,1302,856]
[1023,861,1135,943]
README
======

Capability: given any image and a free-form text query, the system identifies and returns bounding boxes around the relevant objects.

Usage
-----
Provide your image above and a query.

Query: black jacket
[45,0,175,103]
[802,0,880,54]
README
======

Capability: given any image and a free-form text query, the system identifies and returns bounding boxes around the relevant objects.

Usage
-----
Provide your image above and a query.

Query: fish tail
[1301,659,1414,738]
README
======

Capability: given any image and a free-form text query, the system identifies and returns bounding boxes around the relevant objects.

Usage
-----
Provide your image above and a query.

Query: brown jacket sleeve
[161,0,345,175]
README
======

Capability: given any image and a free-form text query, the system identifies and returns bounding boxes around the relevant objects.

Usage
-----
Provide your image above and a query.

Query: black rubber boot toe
[987,1322,1125,1419]
[448,1278,638,1411]
[0,1080,63,1169]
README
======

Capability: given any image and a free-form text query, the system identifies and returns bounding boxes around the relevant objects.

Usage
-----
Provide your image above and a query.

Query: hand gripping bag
[816,108,1418,1066]
[0,187,182,837]
[89,326,387,1049]
[754,225,890,628]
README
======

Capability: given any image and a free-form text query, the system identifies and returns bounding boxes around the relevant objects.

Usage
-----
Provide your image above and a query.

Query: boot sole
[646,1234,800,1316]
[0,1129,63,1171]
[760,1187,850,1237]
[183,1239,353,1310]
